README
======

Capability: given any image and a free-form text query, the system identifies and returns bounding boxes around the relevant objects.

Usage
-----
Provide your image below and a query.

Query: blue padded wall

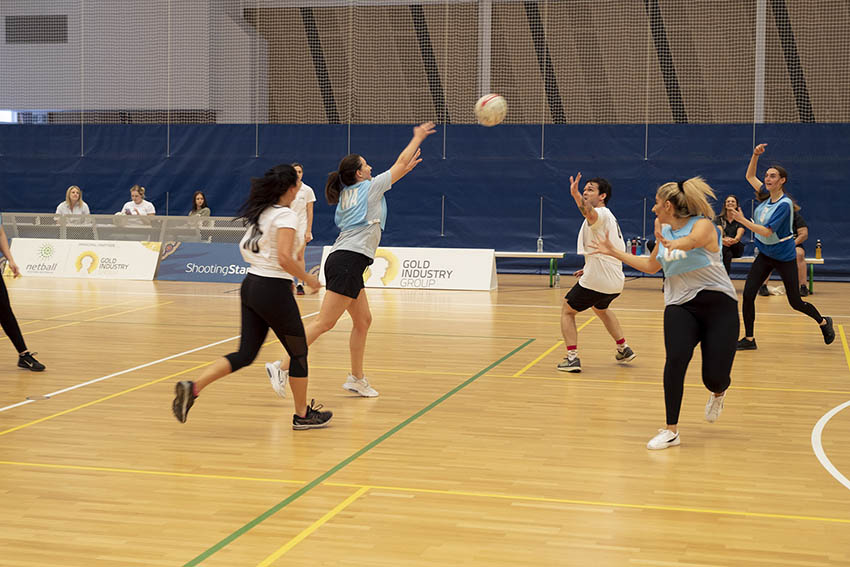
[1,123,848,279]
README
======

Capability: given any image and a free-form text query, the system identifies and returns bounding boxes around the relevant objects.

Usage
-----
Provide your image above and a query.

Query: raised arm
[746,143,767,192]
[568,172,598,225]
[662,218,720,252]
[389,122,436,184]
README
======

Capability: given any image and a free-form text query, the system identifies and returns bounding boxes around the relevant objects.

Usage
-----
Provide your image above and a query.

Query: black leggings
[0,274,27,353]
[663,291,738,425]
[742,252,822,337]
[224,274,308,377]
[721,242,744,275]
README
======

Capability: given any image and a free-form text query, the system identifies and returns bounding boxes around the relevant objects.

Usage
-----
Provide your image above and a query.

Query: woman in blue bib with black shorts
[265,122,436,399]
[731,143,834,350]
[594,177,738,450]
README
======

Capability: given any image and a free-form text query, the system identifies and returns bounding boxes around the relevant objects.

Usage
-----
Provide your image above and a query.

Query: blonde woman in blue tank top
[593,177,738,450]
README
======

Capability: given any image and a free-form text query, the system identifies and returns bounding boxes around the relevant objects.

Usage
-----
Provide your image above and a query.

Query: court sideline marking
[513,316,596,377]
[183,338,535,566]
[810,324,850,492]
[0,310,319,414]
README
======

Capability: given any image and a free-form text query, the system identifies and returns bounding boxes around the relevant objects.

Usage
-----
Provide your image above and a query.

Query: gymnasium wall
[1,122,848,279]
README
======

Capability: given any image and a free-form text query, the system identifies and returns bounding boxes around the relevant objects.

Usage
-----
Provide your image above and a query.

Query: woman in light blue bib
[731,143,833,350]
[593,177,737,451]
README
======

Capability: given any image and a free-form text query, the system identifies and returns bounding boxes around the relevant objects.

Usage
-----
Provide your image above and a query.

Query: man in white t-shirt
[558,173,635,372]
[290,163,317,294]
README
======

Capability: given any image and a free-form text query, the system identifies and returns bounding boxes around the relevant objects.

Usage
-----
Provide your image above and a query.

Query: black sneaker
[758,285,770,296]
[736,337,757,350]
[296,284,305,296]
[556,356,582,372]
[18,351,45,371]
[799,285,809,297]
[820,317,835,345]
[172,380,197,423]
[292,399,333,430]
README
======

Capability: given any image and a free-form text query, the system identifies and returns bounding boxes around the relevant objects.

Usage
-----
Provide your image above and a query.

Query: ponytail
[657,176,716,219]
[325,154,363,205]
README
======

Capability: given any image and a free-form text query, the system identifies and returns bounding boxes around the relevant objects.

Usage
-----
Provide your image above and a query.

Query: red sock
[616,338,626,346]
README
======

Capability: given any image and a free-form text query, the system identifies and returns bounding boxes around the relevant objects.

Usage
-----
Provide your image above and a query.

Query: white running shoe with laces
[343,374,379,397]
[266,360,288,398]
[705,393,725,423]
[646,428,681,450]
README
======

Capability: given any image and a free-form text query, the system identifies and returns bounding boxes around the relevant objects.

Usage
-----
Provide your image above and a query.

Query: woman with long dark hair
[731,143,834,350]
[714,194,745,275]
[265,122,436,399]
[172,164,329,429]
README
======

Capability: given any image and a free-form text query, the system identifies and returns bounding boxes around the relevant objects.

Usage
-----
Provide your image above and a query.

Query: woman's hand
[753,143,767,156]
[303,274,322,294]
[414,122,436,140]
[573,269,584,278]
[590,232,617,257]
[722,236,734,247]
[305,232,313,244]
[730,207,747,223]
[7,260,20,277]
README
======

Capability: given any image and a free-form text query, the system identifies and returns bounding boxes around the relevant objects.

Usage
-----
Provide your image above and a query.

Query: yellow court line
[840,325,850,375]
[513,316,596,377]
[17,300,138,326]
[0,460,305,485]
[256,487,371,566]
[12,301,174,337]
[0,361,211,437]
[0,459,846,526]
[489,372,850,395]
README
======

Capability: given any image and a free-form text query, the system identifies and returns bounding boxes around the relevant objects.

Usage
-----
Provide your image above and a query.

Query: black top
[714,215,745,240]
[793,211,807,235]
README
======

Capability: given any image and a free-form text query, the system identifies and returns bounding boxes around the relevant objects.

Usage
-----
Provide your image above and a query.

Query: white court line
[0,310,319,414]
[811,400,850,491]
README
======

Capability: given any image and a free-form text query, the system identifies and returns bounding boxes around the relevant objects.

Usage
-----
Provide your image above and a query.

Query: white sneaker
[342,374,379,397]
[646,428,681,450]
[705,392,725,423]
[266,360,288,398]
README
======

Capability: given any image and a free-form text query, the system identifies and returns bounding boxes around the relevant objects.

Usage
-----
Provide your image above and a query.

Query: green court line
[184,338,535,566]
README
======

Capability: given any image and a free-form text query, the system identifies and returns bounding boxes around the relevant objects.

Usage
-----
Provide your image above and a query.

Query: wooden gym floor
[0,274,848,566]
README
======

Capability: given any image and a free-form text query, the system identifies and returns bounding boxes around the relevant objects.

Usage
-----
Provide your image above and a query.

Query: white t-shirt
[56,201,91,215]
[290,183,317,237]
[120,199,156,216]
[576,206,626,294]
[240,206,299,279]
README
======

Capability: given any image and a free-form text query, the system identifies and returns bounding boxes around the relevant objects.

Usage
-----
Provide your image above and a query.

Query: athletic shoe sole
[266,362,287,398]
[292,416,333,430]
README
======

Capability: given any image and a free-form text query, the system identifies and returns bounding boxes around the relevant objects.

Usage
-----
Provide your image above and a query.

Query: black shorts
[796,243,806,255]
[324,250,373,299]
[565,283,620,312]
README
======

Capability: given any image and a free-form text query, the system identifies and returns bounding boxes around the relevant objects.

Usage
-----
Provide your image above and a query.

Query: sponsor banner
[319,246,497,291]
[156,241,326,283]
[9,238,160,280]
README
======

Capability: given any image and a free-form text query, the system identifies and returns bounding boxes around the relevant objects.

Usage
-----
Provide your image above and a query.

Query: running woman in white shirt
[558,173,635,372]
[594,177,738,450]
[290,162,316,295]
[265,122,436,399]
[172,164,330,429]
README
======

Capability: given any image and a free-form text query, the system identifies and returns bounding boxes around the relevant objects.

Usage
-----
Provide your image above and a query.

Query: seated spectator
[188,191,211,217]
[119,185,156,216]
[55,185,91,215]
[714,195,745,275]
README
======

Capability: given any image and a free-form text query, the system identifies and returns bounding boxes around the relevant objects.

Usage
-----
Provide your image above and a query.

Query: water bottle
[636,237,643,256]
[631,238,637,255]
[536,237,543,253]
[815,239,822,259]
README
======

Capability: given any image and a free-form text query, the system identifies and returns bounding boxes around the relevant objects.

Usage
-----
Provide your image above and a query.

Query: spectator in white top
[290,162,316,294]
[119,185,156,216]
[55,185,90,215]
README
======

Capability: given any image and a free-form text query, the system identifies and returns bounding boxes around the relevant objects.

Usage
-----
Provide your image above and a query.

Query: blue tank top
[656,216,715,277]
[656,216,737,305]
[753,196,795,262]
[334,179,387,232]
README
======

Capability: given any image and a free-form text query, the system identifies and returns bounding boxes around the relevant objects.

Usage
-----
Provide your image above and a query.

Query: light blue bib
[656,216,720,277]
[334,180,387,231]
[753,196,794,245]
